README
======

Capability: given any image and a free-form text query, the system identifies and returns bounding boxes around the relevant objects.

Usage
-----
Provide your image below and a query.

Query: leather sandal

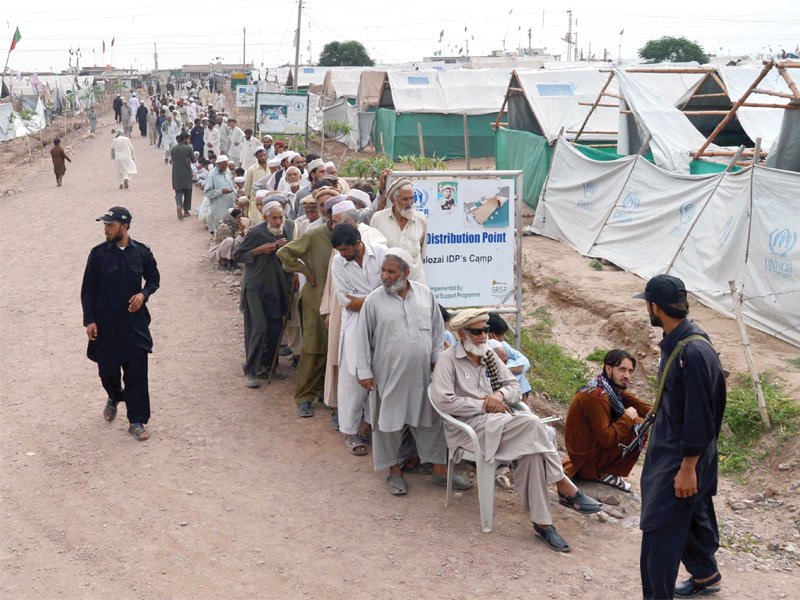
[558,489,603,514]
[387,473,407,496]
[674,573,722,597]
[534,524,570,552]
[128,423,150,441]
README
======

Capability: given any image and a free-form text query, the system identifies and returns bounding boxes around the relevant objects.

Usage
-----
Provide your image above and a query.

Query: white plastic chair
[428,385,561,533]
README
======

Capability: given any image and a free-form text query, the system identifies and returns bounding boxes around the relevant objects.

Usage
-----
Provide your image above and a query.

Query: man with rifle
[635,275,727,599]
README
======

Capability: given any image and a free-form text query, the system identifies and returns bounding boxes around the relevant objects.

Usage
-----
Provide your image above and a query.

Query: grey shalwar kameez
[356,281,447,471]
[430,342,566,525]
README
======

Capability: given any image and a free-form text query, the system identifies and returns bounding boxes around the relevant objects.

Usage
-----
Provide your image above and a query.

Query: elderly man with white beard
[233,201,294,388]
[429,309,603,553]
[356,249,473,496]
[369,178,427,283]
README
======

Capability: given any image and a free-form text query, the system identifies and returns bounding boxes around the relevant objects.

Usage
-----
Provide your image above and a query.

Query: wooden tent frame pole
[692,61,774,161]
[574,71,615,143]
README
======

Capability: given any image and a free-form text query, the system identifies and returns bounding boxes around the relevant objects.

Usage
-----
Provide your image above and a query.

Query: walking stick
[267,287,295,386]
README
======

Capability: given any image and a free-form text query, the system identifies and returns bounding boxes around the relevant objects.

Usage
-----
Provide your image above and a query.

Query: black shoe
[558,489,603,514]
[278,344,292,356]
[533,524,570,552]
[103,399,119,422]
[674,573,722,597]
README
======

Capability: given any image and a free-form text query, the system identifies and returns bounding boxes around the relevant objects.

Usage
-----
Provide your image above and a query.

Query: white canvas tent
[381,69,509,115]
[533,138,800,348]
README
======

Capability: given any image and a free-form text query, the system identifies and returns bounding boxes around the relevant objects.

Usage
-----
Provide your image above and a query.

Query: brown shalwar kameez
[50,145,70,185]
[563,384,651,480]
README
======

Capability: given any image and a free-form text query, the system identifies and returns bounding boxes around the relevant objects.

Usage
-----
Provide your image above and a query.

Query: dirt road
[1,118,796,599]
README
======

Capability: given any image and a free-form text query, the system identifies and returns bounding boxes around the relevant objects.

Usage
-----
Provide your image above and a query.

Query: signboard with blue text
[405,175,518,307]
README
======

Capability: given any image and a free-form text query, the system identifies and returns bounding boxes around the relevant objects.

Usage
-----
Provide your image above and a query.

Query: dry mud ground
[1,113,798,599]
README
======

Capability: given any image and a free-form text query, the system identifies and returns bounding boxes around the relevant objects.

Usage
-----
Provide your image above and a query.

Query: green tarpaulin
[375,108,499,160]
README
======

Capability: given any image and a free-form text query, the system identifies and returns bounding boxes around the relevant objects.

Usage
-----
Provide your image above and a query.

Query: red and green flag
[10,27,21,52]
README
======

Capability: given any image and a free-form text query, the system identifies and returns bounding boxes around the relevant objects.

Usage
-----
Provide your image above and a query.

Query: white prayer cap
[222,117,228,123]
[487,339,504,350]
[262,134,273,141]
[262,200,283,216]
[331,200,356,216]
[237,195,249,204]
[255,189,269,200]
[384,247,414,269]
[347,189,370,207]
[233,176,246,184]
[324,161,335,169]
[284,151,299,162]
[253,145,266,156]
[285,166,301,177]
[307,158,325,172]
[450,308,490,330]
[267,156,282,168]
[216,154,229,162]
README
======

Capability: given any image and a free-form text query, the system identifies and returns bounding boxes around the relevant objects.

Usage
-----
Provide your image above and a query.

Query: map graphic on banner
[235,85,257,108]
[256,93,308,135]
[410,177,516,307]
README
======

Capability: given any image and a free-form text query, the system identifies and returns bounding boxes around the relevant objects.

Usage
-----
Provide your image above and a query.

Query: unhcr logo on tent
[612,191,640,224]
[718,216,735,252]
[413,188,430,216]
[764,228,797,278]
[577,181,597,211]
[670,201,696,238]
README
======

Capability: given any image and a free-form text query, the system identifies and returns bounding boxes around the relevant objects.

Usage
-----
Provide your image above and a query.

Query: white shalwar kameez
[226,126,245,166]
[330,242,389,435]
[356,281,447,471]
[111,135,138,185]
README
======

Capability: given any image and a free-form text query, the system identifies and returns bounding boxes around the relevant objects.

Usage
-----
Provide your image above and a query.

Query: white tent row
[533,139,800,348]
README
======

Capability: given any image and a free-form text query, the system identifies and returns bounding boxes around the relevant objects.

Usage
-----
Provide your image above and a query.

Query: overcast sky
[3,0,799,73]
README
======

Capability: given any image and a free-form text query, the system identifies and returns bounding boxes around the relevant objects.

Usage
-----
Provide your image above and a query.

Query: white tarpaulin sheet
[533,139,800,347]
[322,99,359,150]
[512,67,702,144]
[513,68,620,143]
[718,67,795,149]
[384,69,509,115]
[615,69,716,172]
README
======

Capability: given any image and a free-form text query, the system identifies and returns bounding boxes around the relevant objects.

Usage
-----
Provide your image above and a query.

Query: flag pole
[1,49,11,98]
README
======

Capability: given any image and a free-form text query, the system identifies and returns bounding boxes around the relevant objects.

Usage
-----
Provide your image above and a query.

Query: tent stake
[729,281,771,429]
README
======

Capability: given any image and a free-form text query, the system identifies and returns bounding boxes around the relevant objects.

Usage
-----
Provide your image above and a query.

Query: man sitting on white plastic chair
[429,309,603,553]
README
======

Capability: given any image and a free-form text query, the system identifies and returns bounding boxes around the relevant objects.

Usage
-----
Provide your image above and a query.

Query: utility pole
[562,10,573,62]
[153,42,158,73]
[242,27,246,74]
[293,0,302,94]
[528,28,532,54]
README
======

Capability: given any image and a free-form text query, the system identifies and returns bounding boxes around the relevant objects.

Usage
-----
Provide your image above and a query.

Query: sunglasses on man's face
[465,326,490,336]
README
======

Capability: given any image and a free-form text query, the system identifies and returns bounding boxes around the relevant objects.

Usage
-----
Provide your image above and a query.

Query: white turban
[385,247,414,269]
[262,200,283,216]
[255,189,269,200]
[331,200,356,216]
[347,189,370,207]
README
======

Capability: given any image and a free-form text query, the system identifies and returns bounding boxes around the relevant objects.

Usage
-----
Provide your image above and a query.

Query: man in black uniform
[636,275,726,599]
[81,206,160,441]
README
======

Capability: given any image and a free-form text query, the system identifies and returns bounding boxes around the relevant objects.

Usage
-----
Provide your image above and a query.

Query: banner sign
[235,85,257,108]
[256,92,308,135]
[409,176,517,307]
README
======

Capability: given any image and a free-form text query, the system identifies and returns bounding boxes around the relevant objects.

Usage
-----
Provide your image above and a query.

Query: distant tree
[638,36,709,64]
[318,41,375,67]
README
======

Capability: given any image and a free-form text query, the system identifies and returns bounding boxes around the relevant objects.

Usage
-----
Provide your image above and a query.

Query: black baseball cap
[97,206,132,224]
[634,274,687,304]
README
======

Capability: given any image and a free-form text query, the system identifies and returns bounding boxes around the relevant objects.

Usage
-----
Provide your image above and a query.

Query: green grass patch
[516,306,590,405]
[588,259,603,271]
[718,372,800,474]
[585,348,608,363]
[786,357,800,369]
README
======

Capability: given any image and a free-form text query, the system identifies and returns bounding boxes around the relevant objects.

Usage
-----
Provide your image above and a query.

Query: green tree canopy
[638,36,709,64]
[318,41,375,67]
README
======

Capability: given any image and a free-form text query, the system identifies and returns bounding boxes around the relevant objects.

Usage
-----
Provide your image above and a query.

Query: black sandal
[128,423,150,441]
[103,399,119,422]
[558,490,602,514]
